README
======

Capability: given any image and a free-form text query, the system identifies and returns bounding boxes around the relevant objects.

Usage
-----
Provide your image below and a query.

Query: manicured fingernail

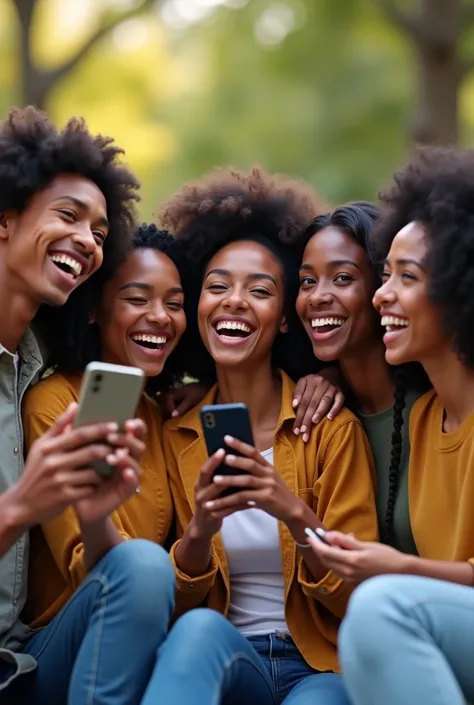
[294,427,300,435]
[106,453,117,464]
[226,455,236,463]
[205,501,215,510]
[292,398,299,407]
[107,433,119,442]
[300,425,307,433]
[213,476,224,483]
[171,410,179,417]
[107,422,119,432]
[305,527,317,539]
[327,414,333,420]
[312,415,320,424]
[224,435,234,444]
[302,433,309,443]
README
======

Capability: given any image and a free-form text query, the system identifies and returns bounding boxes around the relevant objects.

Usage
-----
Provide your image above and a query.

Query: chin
[384,347,409,366]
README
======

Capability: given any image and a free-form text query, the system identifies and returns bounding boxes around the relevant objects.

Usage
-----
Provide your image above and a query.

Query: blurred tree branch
[11,0,158,109]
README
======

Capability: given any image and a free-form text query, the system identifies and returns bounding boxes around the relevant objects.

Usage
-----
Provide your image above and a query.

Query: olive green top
[357,387,421,555]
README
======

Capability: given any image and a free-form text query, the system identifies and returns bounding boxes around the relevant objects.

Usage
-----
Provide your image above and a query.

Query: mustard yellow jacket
[163,371,378,672]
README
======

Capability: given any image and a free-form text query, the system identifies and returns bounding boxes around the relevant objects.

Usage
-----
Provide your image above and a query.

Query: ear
[279,315,288,335]
[0,212,11,241]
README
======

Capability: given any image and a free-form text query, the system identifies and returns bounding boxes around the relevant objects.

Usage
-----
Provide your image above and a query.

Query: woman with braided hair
[296,201,429,551]
[306,146,474,705]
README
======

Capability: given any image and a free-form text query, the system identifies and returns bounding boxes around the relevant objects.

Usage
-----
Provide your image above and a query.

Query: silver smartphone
[73,362,145,478]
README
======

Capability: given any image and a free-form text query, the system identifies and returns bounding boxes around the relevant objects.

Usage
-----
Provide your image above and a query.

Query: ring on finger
[247,500,257,507]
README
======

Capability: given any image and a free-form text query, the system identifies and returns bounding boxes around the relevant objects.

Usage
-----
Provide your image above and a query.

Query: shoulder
[23,371,82,418]
[410,389,437,424]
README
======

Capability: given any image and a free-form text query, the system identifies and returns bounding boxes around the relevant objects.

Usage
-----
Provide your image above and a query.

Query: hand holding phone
[200,403,254,496]
[74,362,145,478]
[305,527,331,545]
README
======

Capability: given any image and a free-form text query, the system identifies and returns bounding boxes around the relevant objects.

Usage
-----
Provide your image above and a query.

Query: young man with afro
[0,107,175,705]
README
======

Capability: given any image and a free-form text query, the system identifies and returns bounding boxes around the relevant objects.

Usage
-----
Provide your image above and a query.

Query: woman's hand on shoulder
[292,369,345,441]
[161,383,209,419]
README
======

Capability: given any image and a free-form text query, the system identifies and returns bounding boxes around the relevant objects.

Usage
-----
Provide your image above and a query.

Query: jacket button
[13,447,19,455]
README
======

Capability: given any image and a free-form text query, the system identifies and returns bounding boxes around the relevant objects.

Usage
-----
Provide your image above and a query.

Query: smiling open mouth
[381,315,409,332]
[311,317,347,334]
[49,253,83,279]
[214,320,255,341]
[131,334,168,350]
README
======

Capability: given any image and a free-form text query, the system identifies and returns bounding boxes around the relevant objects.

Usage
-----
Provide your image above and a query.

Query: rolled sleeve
[169,540,219,615]
[297,557,349,619]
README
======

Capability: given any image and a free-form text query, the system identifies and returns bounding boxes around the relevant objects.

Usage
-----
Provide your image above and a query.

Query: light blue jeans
[339,574,474,705]
[143,608,350,705]
[2,539,175,705]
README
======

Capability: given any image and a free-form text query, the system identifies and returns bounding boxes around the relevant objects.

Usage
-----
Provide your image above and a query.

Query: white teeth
[311,317,346,328]
[131,334,167,345]
[216,321,252,333]
[381,316,409,328]
[50,253,82,277]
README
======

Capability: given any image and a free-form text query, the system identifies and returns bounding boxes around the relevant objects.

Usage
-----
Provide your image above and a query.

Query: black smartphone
[200,403,254,496]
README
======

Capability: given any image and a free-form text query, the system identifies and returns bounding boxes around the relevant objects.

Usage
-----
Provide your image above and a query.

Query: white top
[220,447,288,636]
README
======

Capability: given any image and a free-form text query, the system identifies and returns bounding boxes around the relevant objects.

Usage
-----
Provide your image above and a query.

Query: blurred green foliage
[1,0,474,218]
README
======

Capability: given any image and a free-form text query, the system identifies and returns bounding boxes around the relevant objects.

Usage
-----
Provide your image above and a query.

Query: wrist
[285,497,310,530]
[397,551,418,575]
[187,516,214,543]
[1,486,32,533]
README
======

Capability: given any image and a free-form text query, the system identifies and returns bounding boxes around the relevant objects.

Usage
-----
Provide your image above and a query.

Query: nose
[373,279,396,310]
[307,283,334,307]
[146,301,171,326]
[223,287,248,312]
[71,226,98,256]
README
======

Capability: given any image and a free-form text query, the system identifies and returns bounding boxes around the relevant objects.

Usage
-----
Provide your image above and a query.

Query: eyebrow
[119,282,184,294]
[300,259,361,271]
[205,268,277,286]
[53,195,109,229]
[384,257,426,272]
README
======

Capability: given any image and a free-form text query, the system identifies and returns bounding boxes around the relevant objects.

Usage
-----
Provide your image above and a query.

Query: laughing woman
[296,202,429,550]
[20,225,188,703]
[145,167,379,705]
[305,147,474,705]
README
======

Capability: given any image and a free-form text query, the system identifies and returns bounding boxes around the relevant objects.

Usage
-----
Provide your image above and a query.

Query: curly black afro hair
[1,106,140,278]
[374,145,474,370]
[157,165,324,384]
[38,223,188,395]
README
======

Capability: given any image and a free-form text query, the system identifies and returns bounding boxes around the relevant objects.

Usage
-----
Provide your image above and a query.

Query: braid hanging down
[383,366,406,545]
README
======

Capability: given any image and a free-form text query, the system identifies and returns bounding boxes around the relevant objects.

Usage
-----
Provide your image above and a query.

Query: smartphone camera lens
[95,373,103,383]
[204,412,215,429]
[92,386,100,393]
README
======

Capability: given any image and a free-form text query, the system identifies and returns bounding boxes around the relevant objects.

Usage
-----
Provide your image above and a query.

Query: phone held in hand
[73,362,145,478]
[200,403,254,496]
[305,527,331,545]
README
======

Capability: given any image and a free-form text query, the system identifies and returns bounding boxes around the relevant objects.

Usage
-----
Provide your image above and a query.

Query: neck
[215,358,282,442]
[0,261,38,352]
[422,348,474,430]
[339,338,394,414]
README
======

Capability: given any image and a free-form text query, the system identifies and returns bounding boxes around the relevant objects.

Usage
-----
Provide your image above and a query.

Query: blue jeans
[143,608,350,705]
[339,574,474,705]
[2,539,175,705]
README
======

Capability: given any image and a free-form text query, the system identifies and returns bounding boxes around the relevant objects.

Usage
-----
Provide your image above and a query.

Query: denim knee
[340,575,397,666]
[100,539,175,623]
[164,609,232,664]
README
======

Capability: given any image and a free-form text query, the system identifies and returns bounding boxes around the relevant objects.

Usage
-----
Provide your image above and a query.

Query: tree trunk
[410,0,462,145]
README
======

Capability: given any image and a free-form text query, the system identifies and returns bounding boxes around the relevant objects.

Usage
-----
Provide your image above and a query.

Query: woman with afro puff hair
[146,166,379,705]
[304,146,474,705]
[0,107,172,705]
